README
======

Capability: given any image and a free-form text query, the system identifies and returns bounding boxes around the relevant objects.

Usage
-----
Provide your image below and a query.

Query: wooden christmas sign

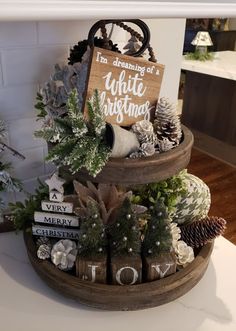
[32,225,80,240]
[41,201,73,214]
[32,173,80,241]
[34,211,79,227]
[84,47,165,126]
[49,191,64,202]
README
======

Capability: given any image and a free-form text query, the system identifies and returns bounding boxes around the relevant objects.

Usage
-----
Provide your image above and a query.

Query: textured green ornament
[173,173,211,225]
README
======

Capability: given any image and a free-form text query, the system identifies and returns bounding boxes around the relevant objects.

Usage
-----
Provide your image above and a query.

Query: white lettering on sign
[112,57,147,76]
[32,225,80,240]
[96,51,108,64]
[103,71,146,97]
[41,201,73,214]
[100,92,152,124]
[85,47,165,126]
[100,70,152,124]
[34,211,79,227]
[151,263,174,279]
[49,190,64,202]
[88,264,99,283]
[116,266,139,285]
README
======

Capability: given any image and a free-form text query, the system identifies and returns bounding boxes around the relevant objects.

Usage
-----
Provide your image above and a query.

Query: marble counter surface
[182,51,236,81]
[0,232,235,331]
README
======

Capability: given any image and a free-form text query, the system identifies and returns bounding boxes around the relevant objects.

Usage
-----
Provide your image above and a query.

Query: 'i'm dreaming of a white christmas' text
[96,52,160,124]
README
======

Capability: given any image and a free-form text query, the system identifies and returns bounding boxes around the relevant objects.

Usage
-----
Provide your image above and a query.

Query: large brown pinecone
[180,216,226,248]
[154,97,182,147]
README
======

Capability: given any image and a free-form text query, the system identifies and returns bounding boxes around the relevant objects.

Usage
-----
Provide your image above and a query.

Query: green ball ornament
[173,173,211,225]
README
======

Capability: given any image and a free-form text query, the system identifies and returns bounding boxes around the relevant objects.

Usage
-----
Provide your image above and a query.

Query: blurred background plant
[0,118,24,222]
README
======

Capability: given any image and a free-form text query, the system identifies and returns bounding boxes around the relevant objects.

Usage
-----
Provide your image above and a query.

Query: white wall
[0,19,185,205]
[144,19,186,103]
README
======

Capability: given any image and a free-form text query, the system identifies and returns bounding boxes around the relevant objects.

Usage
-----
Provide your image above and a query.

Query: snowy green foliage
[35,89,111,177]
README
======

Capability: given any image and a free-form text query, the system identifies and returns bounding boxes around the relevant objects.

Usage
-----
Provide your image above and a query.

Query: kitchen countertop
[0,1,236,21]
[0,232,235,331]
[182,51,236,81]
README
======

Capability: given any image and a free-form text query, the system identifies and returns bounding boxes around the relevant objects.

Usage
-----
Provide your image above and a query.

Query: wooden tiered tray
[60,125,194,185]
[26,124,207,311]
[24,231,213,311]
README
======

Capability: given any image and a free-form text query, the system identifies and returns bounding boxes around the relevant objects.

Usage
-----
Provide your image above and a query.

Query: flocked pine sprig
[34,126,56,142]
[67,89,87,138]
[35,89,111,177]
[87,89,106,137]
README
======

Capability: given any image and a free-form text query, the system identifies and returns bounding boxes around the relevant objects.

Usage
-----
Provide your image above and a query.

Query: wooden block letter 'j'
[76,256,107,284]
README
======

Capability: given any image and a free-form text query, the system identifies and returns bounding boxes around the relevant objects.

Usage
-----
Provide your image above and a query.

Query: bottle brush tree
[78,198,107,257]
[108,197,141,256]
[142,201,173,257]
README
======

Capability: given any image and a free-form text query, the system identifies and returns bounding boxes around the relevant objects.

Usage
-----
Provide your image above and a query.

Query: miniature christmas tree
[154,97,182,152]
[123,35,140,55]
[109,198,141,256]
[143,201,172,257]
[78,198,107,257]
[35,89,111,177]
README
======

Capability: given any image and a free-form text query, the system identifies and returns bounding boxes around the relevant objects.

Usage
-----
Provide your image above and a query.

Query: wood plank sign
[32,225,80,240]
[34,211,79,227]
[41,201,73,214]
[49,190,64,202]
[84,47,165,126]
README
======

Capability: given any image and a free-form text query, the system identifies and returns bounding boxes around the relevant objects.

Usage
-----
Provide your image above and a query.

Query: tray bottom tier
[24,231,213,311]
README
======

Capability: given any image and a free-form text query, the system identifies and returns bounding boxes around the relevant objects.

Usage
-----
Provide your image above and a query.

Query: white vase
[106,123,139,158]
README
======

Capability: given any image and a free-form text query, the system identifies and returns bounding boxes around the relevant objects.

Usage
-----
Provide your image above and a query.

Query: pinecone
[131,120,157,146]
[68,37,121,65]
[129,151,141,159]
[36,236,51,248]
[180,216,226,248]
[138,132,158,145]
[154,97,182,146]
[129,143,155,159]
[156,137,175,153]
[140,143,155,157]
[37,244,51,260]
